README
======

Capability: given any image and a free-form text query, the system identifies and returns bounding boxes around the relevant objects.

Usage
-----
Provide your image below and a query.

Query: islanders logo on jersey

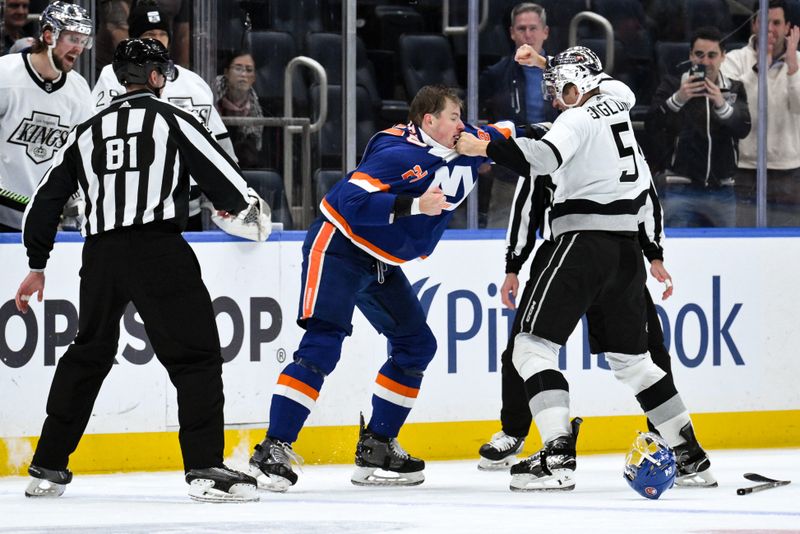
[8,111,70,165]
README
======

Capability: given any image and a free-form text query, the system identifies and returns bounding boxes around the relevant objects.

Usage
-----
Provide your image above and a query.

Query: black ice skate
[478,431,525,471]
[351,413,425,486]
[24,465,72,498]
[185,465,259,503]
[249,436,303,492]
[673,422,718,488]
[509,417,582,492]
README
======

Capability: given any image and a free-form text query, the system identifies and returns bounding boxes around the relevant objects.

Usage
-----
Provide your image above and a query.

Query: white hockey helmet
[40,1,94,49]
[543,46,603,108]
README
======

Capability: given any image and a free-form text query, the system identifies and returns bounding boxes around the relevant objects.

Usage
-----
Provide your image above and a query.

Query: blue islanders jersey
[320,121,514,264]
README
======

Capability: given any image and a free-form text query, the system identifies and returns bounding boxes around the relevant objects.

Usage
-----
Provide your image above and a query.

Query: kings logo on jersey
[168,97,211,126]
[8,111,70,164]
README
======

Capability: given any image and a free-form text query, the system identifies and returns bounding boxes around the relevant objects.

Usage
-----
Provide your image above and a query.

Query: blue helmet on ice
[624,432,676,500]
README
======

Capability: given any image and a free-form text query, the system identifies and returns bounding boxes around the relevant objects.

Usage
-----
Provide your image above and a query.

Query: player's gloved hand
[522,122,552,140]
[206,187,272,241]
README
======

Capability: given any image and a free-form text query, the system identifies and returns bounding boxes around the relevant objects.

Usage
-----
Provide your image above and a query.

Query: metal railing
[282,56,327,227]
[442,0,489,35]
[221,116,314,229]
[568,11,615,74]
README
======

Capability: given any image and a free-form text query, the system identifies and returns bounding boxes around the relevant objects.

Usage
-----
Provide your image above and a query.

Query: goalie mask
[543,46,603,108]
[623,432,676,500]
[40,1,94,49]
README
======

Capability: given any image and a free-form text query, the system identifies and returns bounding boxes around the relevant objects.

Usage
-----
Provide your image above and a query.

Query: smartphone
[689,63,706,80]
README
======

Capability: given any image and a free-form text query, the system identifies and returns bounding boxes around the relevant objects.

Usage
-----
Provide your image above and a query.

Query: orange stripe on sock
[277,374,320,401]
[302,222,335,319]
[376,374,419,399]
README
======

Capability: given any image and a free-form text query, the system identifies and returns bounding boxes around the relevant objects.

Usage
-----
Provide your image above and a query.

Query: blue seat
[399,34,461,99]
[311,84,376,168]
[249,31,307,117]
[655,41,691,79]
[685,0,733,33]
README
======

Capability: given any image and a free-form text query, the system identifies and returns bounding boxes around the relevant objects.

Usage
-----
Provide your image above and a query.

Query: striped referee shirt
[502,170,665,275]
[22,89,250,269]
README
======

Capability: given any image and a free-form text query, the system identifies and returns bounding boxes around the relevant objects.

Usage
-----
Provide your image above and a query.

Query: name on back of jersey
[585,98,631,120]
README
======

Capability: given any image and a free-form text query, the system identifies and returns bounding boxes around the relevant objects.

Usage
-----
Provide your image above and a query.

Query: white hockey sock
[533,406,571,444]
[656,412,692,448]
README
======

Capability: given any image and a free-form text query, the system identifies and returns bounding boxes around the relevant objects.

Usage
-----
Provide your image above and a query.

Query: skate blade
[676,469,718,488]
[478,456,520,471]
[249,465,293,493]
[25,478,66,498]
[509,469,575,492]
[187,479,259,503]
[351,466,425,487]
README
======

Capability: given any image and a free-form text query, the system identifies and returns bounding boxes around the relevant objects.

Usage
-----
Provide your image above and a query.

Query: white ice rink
[1,448,798,533]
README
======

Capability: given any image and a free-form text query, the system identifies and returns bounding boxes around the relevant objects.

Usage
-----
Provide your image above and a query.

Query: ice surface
[1,449,798,533]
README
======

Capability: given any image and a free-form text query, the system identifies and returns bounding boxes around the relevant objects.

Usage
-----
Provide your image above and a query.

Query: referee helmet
[112,38,177,86]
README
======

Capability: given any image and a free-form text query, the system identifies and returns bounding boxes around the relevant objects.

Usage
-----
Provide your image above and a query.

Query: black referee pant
[497,241,673,439]
[31,224,225,472]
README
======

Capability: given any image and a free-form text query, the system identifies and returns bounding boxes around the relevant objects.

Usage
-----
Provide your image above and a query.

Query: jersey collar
[22,51,67,93]
[419,126,459,162]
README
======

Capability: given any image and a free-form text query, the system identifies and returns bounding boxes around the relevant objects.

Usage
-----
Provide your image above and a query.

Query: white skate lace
[272,441,305,469]
[389,438,410,460]
[488,431,520,452]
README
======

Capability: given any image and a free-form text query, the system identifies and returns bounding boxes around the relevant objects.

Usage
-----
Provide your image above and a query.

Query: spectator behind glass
[3,0,37,54]
[476,3,557,229]
[479,2,557,124]
[721,0,800,226]
[94,0,190,72]
[647,26,751,228]
[131,0,190,67]
[213,51,264,169]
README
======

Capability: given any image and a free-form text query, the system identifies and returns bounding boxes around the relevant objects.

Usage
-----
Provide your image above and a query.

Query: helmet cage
[623,432,677,500]
[542,64,602,108]
[543,46,604,108]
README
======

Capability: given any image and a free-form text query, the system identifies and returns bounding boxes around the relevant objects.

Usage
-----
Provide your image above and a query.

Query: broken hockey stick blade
[743,472,789,484]
[737,473,791,495]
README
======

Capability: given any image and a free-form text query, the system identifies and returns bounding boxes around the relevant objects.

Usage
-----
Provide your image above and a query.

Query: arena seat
[311,84,375,168]
[249,30,308,117]
[399,34,461,98]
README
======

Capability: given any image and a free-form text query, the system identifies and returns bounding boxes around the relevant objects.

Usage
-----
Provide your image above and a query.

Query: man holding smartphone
[646,26,751,227]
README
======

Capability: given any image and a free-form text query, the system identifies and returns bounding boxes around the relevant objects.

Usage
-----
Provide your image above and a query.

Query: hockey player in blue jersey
[249,85,514,490]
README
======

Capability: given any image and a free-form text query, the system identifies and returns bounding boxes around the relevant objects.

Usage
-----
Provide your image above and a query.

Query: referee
[14,39,262,502]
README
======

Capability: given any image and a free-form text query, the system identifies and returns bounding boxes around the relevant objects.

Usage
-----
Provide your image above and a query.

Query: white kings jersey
[92,63,235,158]
[0,52,91,229]
[515,90,652,239]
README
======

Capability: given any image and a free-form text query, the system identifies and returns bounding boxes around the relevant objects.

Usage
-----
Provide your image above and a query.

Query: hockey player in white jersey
[0,1,92,231]
[91,0,236,228]
[457,46,715,491]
